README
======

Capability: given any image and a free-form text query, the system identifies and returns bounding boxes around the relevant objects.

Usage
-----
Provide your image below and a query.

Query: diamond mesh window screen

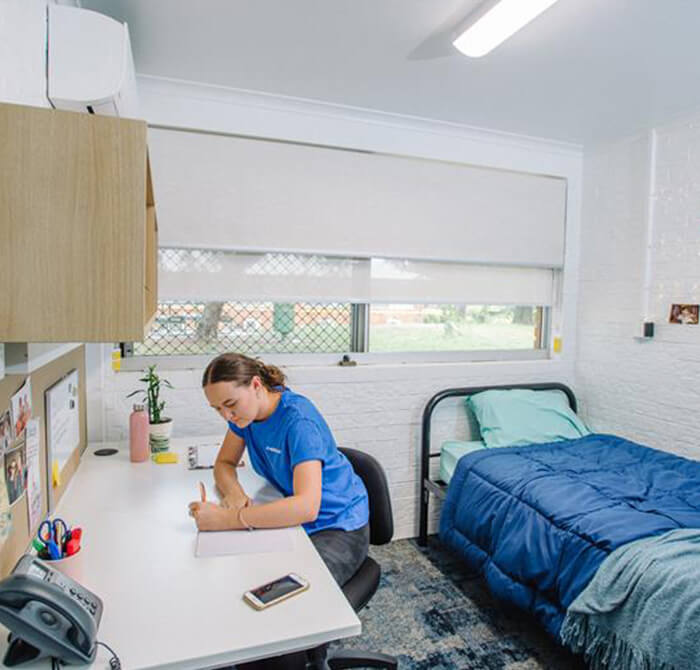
[159,247,359,279]
[134,301,352,356]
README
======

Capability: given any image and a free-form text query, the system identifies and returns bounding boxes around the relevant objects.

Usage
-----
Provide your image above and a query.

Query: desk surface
[0,437,361,669]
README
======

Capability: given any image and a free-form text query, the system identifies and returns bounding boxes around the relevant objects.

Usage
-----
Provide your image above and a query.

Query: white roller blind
[159,251,369,303]
[149,128,567,268]
[159,250,554,306]
[368,259,553,305]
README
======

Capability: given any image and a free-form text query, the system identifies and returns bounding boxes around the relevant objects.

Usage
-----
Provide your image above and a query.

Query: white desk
[0,437,361,668]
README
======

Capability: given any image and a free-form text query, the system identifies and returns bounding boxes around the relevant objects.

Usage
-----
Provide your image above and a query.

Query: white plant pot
[149,418,173,453]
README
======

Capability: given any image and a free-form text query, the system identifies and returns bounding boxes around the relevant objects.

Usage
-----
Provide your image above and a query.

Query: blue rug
[334,537,586,669]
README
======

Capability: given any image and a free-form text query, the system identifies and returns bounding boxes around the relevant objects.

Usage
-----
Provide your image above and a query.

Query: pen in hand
[189,482,207,519]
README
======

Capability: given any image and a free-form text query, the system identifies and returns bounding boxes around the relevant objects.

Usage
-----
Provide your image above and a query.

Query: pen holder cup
[48,546,84,582]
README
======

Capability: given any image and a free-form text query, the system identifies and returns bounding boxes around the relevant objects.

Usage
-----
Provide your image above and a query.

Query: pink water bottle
[129,404,149,462]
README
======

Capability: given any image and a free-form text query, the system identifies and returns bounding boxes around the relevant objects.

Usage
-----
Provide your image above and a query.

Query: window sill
[119,348,549,372]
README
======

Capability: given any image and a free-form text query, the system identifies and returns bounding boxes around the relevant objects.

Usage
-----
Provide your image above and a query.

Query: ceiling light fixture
[453,0,560,58]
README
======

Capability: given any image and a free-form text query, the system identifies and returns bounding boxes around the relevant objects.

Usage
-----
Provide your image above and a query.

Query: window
[123,249,551,358]
[128,301,545,357]
[369,305,544,352]
[132,301,352,356]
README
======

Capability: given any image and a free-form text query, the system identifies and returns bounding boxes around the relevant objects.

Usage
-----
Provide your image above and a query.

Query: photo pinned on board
[10,378,32,440]
[669,303,699,325]
[0,411,11,453]
[4,442,27,506]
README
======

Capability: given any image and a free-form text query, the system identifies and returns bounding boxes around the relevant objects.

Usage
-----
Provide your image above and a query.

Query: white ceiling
[83,0,700,145]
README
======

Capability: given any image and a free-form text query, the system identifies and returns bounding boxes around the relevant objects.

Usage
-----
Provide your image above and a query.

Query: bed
[418,382,578,547]
[418,383,700,667]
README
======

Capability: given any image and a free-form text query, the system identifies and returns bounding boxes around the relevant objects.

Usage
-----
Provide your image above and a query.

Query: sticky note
[52,460,61,488]
[111,348,121,372]
[553,337,562,353]
[153,452,178,464]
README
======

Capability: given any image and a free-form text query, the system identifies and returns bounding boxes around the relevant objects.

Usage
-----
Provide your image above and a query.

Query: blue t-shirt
[229,388,369,534]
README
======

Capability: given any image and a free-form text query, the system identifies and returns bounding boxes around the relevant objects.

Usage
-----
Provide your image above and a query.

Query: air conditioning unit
[47,4,139,118]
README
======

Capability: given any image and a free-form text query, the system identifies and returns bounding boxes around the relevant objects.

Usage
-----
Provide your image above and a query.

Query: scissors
[37,518,69,558]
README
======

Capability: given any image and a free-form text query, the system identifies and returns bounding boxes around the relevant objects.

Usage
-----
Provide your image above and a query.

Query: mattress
[439,440,485,484]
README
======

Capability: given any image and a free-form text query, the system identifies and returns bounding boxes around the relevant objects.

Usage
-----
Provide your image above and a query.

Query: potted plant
[127,364,174,453]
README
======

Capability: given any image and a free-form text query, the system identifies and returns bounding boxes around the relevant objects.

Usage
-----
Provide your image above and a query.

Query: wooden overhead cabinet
[0,102,157,341]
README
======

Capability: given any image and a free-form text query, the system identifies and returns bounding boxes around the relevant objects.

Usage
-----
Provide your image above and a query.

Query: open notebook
[196,527,295,557]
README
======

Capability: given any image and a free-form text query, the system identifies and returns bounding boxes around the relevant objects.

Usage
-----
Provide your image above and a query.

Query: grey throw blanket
[560,529,700,670]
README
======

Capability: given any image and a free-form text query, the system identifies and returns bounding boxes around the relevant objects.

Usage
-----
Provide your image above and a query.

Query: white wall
[577,113,700,460]
[3,343,81,374]
[93,76,584,539]
[0,0,50,108]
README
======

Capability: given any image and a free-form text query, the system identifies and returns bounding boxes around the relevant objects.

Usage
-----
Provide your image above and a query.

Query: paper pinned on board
[25,419,43,532]
[0,475,11,543]
[195,527,295,558]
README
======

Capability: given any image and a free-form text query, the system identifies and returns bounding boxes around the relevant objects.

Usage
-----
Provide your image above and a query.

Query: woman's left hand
[188,501,239,531]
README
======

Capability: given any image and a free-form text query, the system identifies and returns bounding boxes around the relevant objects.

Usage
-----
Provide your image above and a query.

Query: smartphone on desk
[243,573,309,610]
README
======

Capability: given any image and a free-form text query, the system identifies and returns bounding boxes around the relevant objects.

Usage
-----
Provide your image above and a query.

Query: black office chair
[307,447,398,670]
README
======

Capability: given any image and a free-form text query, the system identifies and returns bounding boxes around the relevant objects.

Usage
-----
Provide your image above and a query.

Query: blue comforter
[439,433,700,638]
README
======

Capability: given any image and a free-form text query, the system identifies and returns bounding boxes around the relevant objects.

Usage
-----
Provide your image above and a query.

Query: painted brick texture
[577,114,700,460]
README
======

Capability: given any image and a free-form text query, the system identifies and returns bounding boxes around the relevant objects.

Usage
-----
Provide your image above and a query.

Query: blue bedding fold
[439,433,700,637]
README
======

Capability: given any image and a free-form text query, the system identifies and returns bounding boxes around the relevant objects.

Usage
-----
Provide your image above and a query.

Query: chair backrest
[339,447,393,546]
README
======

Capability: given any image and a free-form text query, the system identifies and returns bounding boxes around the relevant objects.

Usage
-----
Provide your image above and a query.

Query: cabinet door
[0,103,150,342]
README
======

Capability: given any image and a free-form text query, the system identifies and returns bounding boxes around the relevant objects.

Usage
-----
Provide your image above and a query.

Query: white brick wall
[577,113,700,460]
[108,359,573,539]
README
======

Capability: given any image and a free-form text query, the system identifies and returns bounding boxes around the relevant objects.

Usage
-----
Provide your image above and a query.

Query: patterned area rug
[333,537,586,669]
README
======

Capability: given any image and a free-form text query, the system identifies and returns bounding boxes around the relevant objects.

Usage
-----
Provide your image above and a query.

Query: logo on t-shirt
[265,446,282,454]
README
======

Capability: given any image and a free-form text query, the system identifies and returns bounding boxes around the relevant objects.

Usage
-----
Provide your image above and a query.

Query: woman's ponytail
[254,360,286,389]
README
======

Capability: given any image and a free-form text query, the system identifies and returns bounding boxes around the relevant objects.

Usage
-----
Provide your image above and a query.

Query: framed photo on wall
[669,304,699,325]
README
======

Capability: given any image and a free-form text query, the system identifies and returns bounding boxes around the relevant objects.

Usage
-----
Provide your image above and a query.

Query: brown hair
[202,353,286,390]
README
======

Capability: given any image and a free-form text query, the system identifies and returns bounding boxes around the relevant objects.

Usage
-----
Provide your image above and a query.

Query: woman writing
[189,352,370,591]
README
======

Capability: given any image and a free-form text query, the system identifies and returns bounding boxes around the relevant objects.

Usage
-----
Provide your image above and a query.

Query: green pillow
[467,389,589,448]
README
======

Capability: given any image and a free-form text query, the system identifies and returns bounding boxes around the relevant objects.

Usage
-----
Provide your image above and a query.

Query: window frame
[119,347,549,372]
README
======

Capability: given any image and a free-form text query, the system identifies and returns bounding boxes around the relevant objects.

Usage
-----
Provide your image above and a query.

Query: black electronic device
[0,554,103,666]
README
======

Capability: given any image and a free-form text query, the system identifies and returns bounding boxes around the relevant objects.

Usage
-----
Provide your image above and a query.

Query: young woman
[189,352,370,589]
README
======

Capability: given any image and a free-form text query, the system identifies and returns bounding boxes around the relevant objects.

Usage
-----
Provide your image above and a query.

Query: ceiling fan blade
[407,29,459,61]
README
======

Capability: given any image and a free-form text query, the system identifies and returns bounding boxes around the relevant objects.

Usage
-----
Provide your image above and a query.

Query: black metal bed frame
[417,382,578,547]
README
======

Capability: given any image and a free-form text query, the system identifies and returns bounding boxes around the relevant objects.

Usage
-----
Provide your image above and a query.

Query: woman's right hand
[221,489,250,511]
